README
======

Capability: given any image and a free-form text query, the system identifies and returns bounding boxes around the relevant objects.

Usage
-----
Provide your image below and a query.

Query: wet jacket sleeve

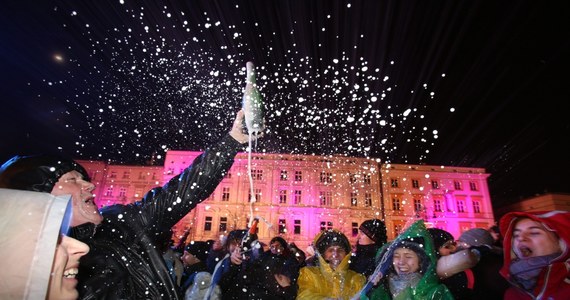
[134,134,242,241]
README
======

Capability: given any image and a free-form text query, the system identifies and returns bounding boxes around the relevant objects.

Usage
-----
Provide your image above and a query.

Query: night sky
[1,0,569,209]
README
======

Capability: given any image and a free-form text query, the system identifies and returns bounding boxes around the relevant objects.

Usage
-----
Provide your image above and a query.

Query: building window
[294,190,302,204]
[280,170,288,181]
[222,187,230,202]
[152,172,157,180]
[119,187,127,197]
[319,191,332,206]
[320,172,333,184]
[109,171,117,178]
[294,220,301,234]
[105,186,113,197]
[352,222,359,237]
[414,198,422,212]
[469,181,478,191]
[473,201,481,213]
[167,167,174,175]
[138,172,146,180]
[122,171,130,179]
[294,171,303,182]
[431,180,440,189]
[391,178,399,188]
[394,224,403,236]
[279,190,288,204]
[320,221,333,231]
[204,216,212,231]
[434,199,443,212]
[349,174,357,184]
[412,179,420,189]
[350,192,358,207]
[252,169,263,180]
[224,171,232,179]
[457,200,465,213]
[392,197,401,211]
[219,217,227,232]
[454,180,462,190]
[364,174,371,185]
[279,219,287,233]
[364,193,372,207]
[248,189,262,202]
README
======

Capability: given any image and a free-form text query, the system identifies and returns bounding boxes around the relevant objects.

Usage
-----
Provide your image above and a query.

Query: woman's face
[393,247,420,275]
[512,218,561,258]
[48,235,90,300]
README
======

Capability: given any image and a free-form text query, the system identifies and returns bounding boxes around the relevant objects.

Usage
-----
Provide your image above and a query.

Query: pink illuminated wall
[77,153,495,249]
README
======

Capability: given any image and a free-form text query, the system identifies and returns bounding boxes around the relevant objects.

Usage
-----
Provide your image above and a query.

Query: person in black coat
[247,236,300,299]
[350,219,388,278]
[0,110,256,299]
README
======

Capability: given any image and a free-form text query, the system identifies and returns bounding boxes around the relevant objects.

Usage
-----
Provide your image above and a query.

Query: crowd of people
[0,109,569,299]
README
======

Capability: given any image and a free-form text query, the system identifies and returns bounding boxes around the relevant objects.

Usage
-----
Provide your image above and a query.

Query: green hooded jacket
[362,220,454,300]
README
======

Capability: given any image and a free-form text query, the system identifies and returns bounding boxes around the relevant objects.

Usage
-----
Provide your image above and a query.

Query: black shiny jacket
[71,135,243,299]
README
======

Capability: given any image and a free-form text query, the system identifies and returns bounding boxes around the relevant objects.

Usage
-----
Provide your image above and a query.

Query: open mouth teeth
[519,246,532,257]
[64,268,79,278]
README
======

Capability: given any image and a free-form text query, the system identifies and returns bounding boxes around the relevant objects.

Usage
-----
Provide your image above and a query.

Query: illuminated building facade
[78,151,495,249]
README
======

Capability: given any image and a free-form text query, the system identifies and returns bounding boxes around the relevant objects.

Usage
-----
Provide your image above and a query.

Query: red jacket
[499,211,570,299]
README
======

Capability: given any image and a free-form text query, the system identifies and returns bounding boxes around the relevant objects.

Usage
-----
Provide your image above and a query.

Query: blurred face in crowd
[51,171,103,226]
[47,235,90,300]
[357,231,375,245]
[489,230,501,242]
[213,237,224,251]
[228,240,240,254]
[270,241,285,255]
[181,251,200,267]
[513,218,561,258]
[393,247,420,275]
[438,240,457,257]
[323,245,347,270]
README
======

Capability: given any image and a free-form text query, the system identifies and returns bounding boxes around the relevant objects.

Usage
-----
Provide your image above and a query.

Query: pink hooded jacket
[499,210,570,299]
[0,188,71,299]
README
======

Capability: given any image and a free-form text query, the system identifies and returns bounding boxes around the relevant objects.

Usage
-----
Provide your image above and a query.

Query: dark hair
[0,155,90,193]
[269,236,291,256]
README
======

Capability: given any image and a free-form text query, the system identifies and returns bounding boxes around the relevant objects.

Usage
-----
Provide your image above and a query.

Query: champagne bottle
[242,61,264,134]
[240,218,259,259]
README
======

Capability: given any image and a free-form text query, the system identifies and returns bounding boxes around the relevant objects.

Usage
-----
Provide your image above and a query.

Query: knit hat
[185,241,210,262]
[314,229,351,255]
[427,228,454,250]
[0,155,90,193]
[359,219,388,244]
[458,228,494,247]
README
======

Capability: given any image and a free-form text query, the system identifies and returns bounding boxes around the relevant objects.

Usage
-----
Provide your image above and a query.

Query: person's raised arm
[130,110,262,236]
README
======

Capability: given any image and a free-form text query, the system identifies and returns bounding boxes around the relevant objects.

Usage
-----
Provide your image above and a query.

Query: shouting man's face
[51,171,103,226]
